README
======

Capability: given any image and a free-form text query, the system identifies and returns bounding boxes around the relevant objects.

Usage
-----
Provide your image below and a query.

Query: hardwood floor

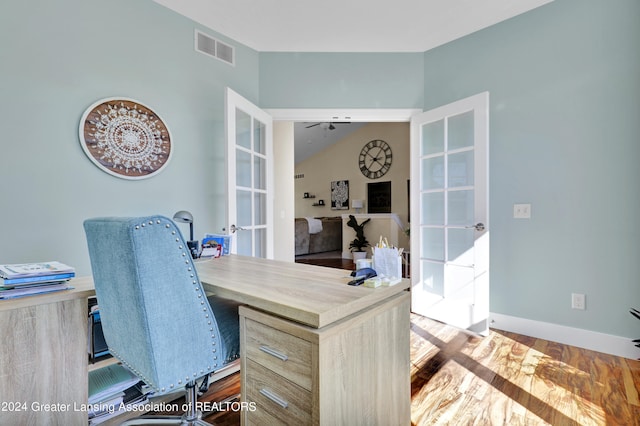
[295,252,355,271]
[194,258,640,425]
[195,312,640,425]
[409,314,640,426]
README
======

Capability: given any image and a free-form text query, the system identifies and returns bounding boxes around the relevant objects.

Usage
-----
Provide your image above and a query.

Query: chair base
[121,380,213,426]
[121,414,212,425]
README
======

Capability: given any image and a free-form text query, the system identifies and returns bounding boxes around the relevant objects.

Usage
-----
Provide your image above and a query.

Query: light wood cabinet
[0,278,94,425]
[0,256,411,425]
[239,291,411,425]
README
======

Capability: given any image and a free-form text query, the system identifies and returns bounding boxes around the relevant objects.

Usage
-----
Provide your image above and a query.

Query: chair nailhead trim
[131,217,223,390]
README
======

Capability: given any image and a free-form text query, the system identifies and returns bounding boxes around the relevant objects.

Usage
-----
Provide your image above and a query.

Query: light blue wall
[422,0,640,337]
[259,52,424,108]
[258,0,640,339]
[0,0,259,275]
[1,0,637,340]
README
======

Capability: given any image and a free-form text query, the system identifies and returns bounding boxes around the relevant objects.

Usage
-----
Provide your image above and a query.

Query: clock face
[359,139,392,179]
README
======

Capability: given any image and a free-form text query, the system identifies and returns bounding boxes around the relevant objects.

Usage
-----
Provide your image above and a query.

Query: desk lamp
[173,210,198,258]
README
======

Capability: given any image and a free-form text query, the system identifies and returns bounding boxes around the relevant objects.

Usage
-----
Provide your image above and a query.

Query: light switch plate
[571,293,586,310]
[513,203,531,219]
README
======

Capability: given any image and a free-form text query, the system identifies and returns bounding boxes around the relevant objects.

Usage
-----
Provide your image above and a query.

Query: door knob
[466,223,485,231]
[228,224,246,233]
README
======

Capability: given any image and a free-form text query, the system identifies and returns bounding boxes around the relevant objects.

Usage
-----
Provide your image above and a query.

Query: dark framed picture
[368,181,391,213]
[331,180,349,210]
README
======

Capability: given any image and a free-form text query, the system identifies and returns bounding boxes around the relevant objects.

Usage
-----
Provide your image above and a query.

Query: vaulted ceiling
[152,0,553,163]
[153,0,553,53]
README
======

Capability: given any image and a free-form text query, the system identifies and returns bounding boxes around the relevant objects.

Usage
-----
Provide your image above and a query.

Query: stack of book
[0,261,75,299]
[88,364,149,425]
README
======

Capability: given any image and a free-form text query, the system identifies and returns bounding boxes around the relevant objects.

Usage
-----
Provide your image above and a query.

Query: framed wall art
[368,181,392,213]
[331,180,349,210]
[79,97,172,179]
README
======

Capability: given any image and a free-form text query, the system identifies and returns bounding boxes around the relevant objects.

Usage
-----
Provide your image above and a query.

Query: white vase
[352,251,367,262]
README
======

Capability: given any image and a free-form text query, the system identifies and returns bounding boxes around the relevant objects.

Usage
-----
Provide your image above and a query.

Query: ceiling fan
[305,121,351,130]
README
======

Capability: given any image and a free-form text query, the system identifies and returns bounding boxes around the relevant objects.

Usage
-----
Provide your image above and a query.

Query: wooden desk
[0,278,94,425]
[0,256,410,425]
[198,256,411,425]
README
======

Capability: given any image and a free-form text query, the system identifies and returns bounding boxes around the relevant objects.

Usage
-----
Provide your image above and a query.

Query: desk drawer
[245,359,312,425]
[244,318,312,391]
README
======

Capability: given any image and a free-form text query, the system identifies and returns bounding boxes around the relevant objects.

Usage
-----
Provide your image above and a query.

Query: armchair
[83,215,240,425]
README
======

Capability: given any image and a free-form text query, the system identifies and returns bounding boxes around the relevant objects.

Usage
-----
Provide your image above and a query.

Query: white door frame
[265,108,421,124]
[226,88,274,258]
[266,108,420,261]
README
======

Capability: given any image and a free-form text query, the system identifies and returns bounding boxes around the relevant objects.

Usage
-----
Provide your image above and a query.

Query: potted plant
[347,214,371,260]
[631,307,640,358]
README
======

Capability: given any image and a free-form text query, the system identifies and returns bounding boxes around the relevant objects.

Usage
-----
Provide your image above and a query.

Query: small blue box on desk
[203,234,230,256]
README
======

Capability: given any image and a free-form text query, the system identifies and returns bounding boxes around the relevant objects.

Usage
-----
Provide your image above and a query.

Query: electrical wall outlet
[513,203,531,219]
[571,293,586,310]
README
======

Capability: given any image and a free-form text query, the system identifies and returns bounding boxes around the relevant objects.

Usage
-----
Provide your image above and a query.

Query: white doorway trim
[265,108,422,122]
[267,107,421,264]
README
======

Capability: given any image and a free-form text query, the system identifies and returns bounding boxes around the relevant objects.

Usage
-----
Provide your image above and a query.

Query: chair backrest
[83,215,226,394]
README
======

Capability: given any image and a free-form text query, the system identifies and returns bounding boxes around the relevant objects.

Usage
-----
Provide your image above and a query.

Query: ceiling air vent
[195,30,235,66]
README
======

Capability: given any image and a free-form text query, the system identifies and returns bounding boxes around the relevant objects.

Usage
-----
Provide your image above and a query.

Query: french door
[410,92,490,334]
[225,88,274,258]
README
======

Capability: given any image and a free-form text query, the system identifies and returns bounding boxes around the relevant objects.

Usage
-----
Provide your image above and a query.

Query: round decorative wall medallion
[79,97,172,179]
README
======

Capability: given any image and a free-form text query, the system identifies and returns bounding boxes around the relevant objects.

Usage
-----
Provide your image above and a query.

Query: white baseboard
[489,312,640,360]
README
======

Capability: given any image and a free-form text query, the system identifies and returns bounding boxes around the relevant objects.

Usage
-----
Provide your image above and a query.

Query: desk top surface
[197,255,409,328]
[0,256,409,328]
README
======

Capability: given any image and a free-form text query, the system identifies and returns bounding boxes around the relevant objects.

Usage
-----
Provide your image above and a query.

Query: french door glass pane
[448,228,475,265]
[422,156,445,190]
[236,150,251,187]
[421,261,444,296]
[448,111,474,150]
[444,264,475,298]
[448,190,474,225]
[236,190,251,227]
[254,192,266,225]
[237,231,251,256]
[236,108,251,149]
[421,192,444,225]
[254,119,266,155]
[254,156,266,190]
[422,227,444,261]
[448,151,474,188]
[255,228,266,258]
[421,120,444,155]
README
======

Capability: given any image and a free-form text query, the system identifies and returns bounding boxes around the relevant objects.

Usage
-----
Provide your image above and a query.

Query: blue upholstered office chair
[84,215,240,425]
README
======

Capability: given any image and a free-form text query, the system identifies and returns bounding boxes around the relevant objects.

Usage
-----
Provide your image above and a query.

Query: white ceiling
[153,0,552,53]
[152,0,553,163]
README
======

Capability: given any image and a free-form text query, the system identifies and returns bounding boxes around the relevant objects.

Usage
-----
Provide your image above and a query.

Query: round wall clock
[79,97,172,179]
[358,139,392,179]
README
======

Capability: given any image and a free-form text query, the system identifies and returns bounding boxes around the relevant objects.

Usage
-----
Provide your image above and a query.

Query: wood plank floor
[295,255,355,271]
[194,313,640,425]
[191,258,640,425]
[409,314,640,425]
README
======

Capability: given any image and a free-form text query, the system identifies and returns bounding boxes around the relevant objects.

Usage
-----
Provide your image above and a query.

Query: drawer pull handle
[260,388,289,409]
[259,345,288,361]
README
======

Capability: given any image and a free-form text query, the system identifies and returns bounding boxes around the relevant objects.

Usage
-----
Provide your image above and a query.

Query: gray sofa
[295,217,342,256]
